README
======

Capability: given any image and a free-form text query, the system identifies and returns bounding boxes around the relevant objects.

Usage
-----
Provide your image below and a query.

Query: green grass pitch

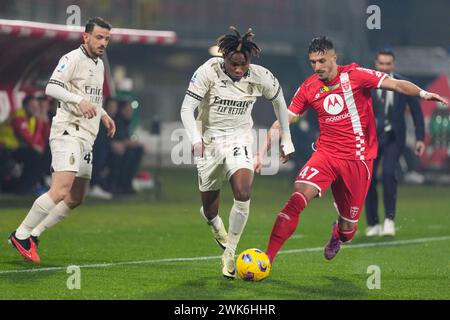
[0,169,449,299]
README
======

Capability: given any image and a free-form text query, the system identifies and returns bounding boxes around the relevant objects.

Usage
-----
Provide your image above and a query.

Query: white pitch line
[0,235,449,275]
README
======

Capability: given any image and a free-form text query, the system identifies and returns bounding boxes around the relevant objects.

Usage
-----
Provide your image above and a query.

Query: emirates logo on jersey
[323,94,344,115]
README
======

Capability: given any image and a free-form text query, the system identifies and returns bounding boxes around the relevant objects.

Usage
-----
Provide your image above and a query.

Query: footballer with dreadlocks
[180,27,295,278]
[256,36,447,267]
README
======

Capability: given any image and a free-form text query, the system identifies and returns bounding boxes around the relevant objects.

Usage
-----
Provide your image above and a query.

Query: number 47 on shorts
[298,166,319,180]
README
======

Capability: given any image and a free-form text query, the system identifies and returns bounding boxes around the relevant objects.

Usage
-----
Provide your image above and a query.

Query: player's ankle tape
[338,226,357,243]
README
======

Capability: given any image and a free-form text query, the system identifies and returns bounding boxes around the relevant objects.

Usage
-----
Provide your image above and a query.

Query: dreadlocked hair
[216,26,261,59]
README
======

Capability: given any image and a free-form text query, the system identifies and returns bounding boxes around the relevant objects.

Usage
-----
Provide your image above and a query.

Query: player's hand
[280,133,295,164]
[415,140,425,157]
[192,141,205,163]
[422,92,448,106]
[79,99,97,119]
[254,154,263,174]
[101,114,116,138]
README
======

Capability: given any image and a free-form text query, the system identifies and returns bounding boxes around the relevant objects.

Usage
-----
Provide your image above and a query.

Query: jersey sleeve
[186,64,211,101]
[288,83,309,116]
[261,69,281,101]
[353,67,387,89]
[48,54,77,88]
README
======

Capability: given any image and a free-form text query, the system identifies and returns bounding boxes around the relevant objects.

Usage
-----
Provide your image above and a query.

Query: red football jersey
[288,63,387,161]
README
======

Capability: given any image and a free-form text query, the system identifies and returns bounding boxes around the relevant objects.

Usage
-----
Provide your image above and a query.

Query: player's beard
[86,42,105,58]
[96,46,106,57]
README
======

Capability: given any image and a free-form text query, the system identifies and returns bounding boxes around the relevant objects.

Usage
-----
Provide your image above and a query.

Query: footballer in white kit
[9,17,116,263]
[181,27,295,278]
[189,56,281,191]
[49,43,107,179]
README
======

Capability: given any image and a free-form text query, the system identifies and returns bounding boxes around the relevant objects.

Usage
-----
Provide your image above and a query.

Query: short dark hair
[85,17,112,33]
[308,36,334,55]
[376,49,395,61]
[22,95,35,108]
[217,26,261,60]
[118,99,132,111]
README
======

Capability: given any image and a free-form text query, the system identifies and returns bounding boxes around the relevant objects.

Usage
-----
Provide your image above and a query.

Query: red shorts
[295,151,373,223]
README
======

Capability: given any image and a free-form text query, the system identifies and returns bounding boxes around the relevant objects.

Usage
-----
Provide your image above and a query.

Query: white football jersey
[48,45,105,146]
[187,57,281,143]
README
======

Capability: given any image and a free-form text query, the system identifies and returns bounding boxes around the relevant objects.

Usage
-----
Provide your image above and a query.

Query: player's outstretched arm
[380,77,448,106]
[254,113,298,174]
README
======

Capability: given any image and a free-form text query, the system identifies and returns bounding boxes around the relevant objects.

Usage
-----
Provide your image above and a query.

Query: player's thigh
[332,159,373,223]
[197,143,226,192]
[294,151,336,200]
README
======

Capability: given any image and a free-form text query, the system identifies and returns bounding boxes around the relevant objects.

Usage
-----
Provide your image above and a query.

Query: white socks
[227,199,250,252]
[16,193,56,240]
[15,193,73,239]
[31,201,71,237]
[200,206,224,232]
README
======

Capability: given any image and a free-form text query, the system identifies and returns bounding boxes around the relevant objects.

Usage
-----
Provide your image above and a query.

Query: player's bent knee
[65,197,83,209]
[49,188,71,203]
[65,192,86,209]
[233,189,251,202]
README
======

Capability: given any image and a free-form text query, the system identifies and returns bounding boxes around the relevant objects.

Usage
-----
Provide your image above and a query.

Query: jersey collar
[80,45,99,65]
[220,62,250,82]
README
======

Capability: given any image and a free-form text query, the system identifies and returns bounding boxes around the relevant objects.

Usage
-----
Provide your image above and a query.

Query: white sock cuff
[35,193,56,213]
[233,199,250,214]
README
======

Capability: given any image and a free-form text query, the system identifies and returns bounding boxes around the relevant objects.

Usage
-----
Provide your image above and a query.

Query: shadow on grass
[140,274,367,300]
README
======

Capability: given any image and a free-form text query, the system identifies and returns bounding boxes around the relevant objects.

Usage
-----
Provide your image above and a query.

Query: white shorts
[197,139,254,192]
[50,134,93,179]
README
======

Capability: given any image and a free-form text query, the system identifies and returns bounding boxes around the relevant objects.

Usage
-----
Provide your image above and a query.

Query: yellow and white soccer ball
[236,248,271,281]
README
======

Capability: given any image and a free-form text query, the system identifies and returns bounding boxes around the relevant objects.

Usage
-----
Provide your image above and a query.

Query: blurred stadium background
[1,0,449,195]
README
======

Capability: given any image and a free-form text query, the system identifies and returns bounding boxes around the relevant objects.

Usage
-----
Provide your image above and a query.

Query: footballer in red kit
[254,36,448,265]
[288,62,385,224]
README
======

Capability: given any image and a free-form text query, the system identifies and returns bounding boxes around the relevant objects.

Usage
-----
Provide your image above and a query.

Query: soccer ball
[236,248,271,281]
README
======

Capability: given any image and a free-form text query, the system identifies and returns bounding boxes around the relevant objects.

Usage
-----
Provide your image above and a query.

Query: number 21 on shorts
[299,166,319,180]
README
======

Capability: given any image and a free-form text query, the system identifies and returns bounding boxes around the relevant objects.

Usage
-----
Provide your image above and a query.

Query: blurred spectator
[365,50,425,237]
[109,99,144,194]
[88,97,118,199]
[37,95,54,188]
[0,114,21,192]
[0,96,50,193]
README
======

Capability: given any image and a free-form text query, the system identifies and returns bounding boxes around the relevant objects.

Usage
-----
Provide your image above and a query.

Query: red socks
[266,192,308,263]
[336,224,358,243]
